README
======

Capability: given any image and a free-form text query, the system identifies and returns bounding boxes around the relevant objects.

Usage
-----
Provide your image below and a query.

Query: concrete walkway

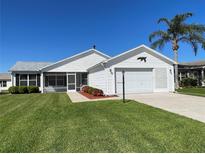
[122,93,205,123]
[67,92,120,103]
[67,92,89,102]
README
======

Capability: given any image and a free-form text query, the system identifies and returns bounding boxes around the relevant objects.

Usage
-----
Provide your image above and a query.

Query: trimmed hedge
[18,86,28,94]
[81,85,104,96]
[180,78,198,87]
[28,86,39,93]
[8,86,19,94]
[9,86,40,94]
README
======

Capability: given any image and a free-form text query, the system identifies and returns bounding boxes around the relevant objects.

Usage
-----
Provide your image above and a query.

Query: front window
[3,81,7,87]
[16,74,40,87]
[0,81,7,87]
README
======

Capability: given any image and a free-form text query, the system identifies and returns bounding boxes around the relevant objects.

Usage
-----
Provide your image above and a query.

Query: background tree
[149,12,205,89]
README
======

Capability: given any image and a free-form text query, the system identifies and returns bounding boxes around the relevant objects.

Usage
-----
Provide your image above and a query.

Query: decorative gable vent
[137,57,147,62]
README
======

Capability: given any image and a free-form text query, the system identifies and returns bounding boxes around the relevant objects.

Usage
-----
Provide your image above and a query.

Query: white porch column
[27,74,29,86]
[66,72,68,93]
[179,72,182,81]
[40,72,44,93]
[187,72,190,78]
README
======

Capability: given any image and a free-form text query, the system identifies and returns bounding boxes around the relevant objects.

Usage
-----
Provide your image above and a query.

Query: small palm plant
[149,12,205,89]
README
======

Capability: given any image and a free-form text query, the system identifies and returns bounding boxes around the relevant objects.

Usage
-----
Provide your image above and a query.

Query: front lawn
[0,93,205,152]
[176,87,205,97]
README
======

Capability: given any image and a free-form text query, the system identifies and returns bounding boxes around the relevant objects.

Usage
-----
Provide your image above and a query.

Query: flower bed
[79,91,117,99]
[81,86,104,96]
[80,85,117,99]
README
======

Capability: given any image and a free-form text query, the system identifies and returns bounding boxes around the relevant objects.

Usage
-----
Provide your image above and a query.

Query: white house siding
[0,80,12,92]
[111,52,173,94]
[88,65,108,94]
[47,53,107,72]
[90,49,174,95]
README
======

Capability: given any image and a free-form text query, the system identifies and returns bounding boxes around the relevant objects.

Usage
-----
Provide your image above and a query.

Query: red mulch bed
[79,91,117,99]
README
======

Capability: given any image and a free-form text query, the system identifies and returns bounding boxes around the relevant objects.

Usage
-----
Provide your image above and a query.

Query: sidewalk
[67,92,120,103]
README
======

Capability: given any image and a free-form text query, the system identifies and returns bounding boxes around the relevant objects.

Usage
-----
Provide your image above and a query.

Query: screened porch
[43,72,88,92]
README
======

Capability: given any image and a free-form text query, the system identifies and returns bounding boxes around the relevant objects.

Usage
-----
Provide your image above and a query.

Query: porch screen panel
[20,74,27,86]
[48,76,55,86]
[56,75,66,86]
[45,73,66,87]
[37,74,40,87]
[16,74,19,86]
[82,73,88,85]
[76,73,81,91]
[29,74,37,86]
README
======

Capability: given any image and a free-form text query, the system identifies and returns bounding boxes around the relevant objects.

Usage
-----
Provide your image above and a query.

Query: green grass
[0,90,9,95]
[0,93,205,152]
[176,87,205,97]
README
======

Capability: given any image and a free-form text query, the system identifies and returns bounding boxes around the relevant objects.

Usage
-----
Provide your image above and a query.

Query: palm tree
[149,12,205,89]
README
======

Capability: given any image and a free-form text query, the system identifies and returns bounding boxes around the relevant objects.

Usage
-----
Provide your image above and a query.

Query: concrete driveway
[122,93,205,123]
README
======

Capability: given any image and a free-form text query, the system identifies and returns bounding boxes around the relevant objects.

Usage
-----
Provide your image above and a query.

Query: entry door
[67,74,76,91]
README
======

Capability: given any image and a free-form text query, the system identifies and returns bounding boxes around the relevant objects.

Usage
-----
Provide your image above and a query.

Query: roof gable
[88,45,176,70]
[41,49,110,72]
[105,45,176,65]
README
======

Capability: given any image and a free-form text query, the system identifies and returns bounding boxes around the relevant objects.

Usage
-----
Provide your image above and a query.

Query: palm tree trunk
[174,49,179,89]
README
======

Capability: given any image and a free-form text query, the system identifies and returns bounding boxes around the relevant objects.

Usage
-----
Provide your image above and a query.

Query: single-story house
[178,60,205,86]
[0,73,12,92]
[9,45,176,94]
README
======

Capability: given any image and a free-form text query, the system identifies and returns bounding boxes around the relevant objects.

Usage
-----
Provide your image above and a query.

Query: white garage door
[116,68,153,93]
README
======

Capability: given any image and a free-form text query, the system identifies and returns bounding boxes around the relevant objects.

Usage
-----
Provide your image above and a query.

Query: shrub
[180,78,197,87]
[27,86,39,93]
[8,86,19,94]
[81,85,104,96]
[82,86,89,93]
[92,88,104,96]
[18,86,28,94]
[88,87,94,94]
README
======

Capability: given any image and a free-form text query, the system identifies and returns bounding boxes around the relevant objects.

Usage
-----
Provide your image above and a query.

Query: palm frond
[149,12,205,56]
[149,30,171,42]
[150,39,168,50]
[157,18,170,27]
[202,42,205,50]
[172,12,193,23]
[191,41,198,56]
[184,24,205,34]
[178,36,200,55]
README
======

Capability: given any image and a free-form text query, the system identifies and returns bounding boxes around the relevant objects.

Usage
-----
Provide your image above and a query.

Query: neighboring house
[0,73,12,92]
[178,60,205,86]
[9,45,175,94]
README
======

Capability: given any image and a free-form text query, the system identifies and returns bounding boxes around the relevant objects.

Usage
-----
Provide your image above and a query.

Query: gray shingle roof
[0,73,11,80]
[180,60,205,66]
[10,61,53,71]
